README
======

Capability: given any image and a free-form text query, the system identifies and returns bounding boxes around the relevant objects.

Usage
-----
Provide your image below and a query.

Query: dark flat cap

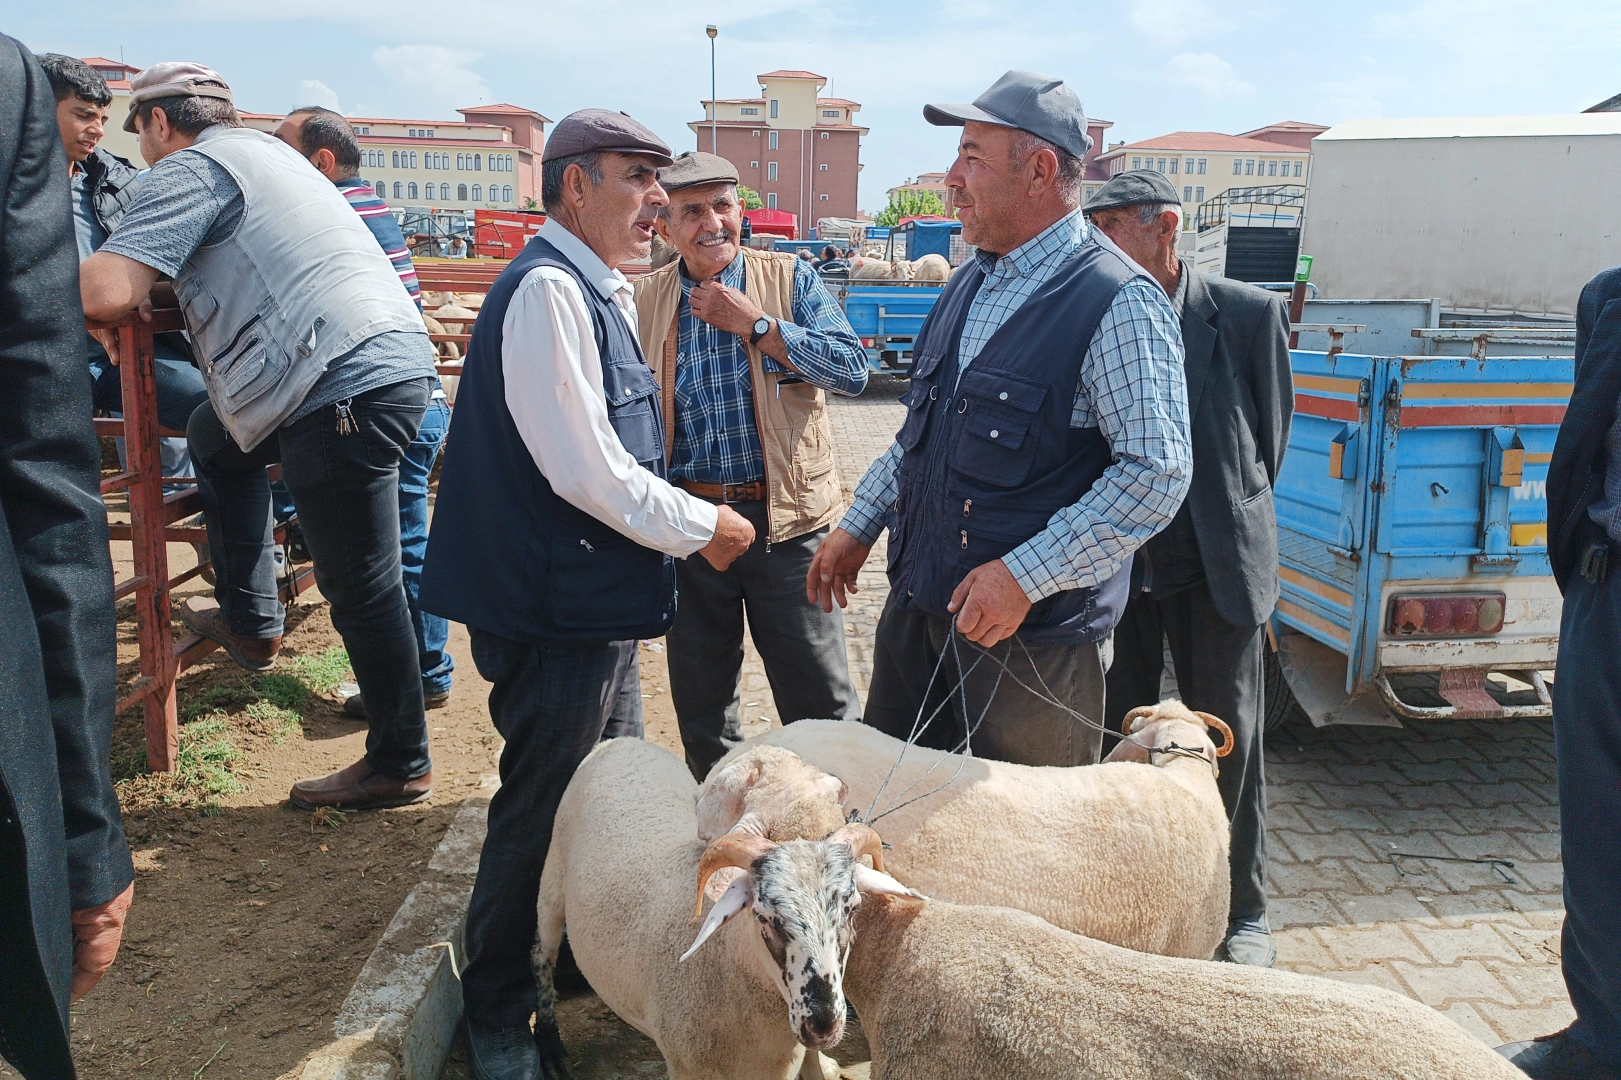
[1083,169,1183,213]
[543,108,672,166]
[659,151,739,192]
[924,70,1092,158]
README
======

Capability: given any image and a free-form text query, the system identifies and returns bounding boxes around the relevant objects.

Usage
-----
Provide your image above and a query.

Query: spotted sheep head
[681,823,912,1050]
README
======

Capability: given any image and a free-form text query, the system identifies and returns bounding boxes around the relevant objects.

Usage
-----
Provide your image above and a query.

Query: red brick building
[690,70,866,224]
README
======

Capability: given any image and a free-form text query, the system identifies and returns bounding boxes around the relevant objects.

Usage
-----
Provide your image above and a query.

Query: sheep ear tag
[681,874,753,962]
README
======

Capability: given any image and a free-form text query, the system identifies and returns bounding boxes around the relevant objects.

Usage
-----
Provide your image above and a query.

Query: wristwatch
[749,316,773,346]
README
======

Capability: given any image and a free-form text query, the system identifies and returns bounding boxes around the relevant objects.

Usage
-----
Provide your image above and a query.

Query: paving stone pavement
[734,376,1573,1047]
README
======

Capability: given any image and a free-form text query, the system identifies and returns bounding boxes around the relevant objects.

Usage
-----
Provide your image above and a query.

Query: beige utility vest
[635,247,843,545]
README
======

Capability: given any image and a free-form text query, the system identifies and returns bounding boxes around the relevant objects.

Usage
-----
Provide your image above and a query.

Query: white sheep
[910,253,951,280]
[533,737,883,1080]
[849,258,893,280]
[839,882,1527,1080]
[714,702,1234,958]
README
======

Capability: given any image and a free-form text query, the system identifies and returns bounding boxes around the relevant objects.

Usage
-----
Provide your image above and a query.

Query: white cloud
[296,79,341,112]
[1168,52,1253,98]
[371,45,491,110]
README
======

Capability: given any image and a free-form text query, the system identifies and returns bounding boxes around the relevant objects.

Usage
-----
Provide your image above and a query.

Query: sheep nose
[796,974,845,1048]
[798,1012,845,1049]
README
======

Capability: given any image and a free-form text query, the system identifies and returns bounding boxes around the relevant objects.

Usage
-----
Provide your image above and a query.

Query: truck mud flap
[1374,668,1552,720]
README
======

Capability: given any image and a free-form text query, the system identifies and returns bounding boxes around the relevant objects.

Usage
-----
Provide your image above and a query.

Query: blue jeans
[272,393,454,696]
[89,345,210,490]
[402,397,454,695]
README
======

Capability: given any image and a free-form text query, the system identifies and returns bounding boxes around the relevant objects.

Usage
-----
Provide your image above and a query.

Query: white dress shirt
[502,219,716,557]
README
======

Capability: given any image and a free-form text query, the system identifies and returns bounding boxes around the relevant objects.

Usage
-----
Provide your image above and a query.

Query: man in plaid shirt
[809,71,1190,768]
[635,152,868,780]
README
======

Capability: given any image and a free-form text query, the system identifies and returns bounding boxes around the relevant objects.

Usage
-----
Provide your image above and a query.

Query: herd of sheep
[532,702,1528,1079]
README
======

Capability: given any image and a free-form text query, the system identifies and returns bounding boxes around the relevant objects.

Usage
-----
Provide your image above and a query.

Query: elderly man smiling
[635,152,868,782]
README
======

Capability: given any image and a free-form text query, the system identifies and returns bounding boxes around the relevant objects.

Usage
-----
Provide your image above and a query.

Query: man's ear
[314,148,337,177]
[653,214,673,244]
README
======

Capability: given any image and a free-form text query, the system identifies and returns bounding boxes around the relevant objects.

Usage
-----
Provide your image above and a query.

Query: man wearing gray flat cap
[421,113,754,1080]
[810,72,1192,771]
[635,151,867,782]
[1089,169,1293,968]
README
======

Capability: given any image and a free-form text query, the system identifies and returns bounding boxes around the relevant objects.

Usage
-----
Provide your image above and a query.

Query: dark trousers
[187,378,432,780]
[1105,581,1268,923]
[864,590,1107,767]
[667,501,860,781]
[461,630,641,1028]
[1553,567,1621,1067]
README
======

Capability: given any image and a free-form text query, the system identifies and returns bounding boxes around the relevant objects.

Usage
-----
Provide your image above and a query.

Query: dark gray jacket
[1548,265,1621,592]
[1147,264,1293,628]
[0,36,132,1080]
[79,146,141,235]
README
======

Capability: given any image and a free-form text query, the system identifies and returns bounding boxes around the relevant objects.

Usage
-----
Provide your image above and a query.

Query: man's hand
[948,559,1032,647]
[806,527,870,612]
[697,503,755,571]
[88,297,154,364]
[688,279,765,339]
[70,881,133,1003]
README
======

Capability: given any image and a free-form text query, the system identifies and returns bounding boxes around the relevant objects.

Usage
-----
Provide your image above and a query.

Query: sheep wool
[843,892,1526,1080]
[738,712,1230,959]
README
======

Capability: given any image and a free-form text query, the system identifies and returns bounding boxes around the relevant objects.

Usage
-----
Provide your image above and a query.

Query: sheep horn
[693,831,776,919]
[1194,712,1236,758]
[1121,705,1158,736]
[827,822,885,872]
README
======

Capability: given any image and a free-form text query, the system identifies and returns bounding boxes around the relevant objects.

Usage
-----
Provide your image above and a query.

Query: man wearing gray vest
[81,63,440,811]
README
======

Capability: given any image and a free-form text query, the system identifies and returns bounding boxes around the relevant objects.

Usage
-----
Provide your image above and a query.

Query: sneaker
[1216,915,1276,967]
[343,690,451,719]
[465,1021,544,1080]
[1498,1028,1621,1079]
[180,597,279,672]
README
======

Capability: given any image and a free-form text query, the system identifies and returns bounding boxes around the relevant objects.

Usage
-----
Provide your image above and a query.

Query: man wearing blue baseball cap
[809,71,1191,769]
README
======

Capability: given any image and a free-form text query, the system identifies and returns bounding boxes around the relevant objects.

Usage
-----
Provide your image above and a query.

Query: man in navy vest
[809,71,1191,768]
[419,110,753,1080]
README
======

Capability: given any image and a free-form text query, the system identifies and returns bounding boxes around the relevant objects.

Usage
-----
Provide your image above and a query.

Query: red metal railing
[92,307,315,772]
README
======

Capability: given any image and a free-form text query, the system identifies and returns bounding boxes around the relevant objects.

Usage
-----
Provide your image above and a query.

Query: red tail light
[1388,592,1505,637]
[861,337,874,348]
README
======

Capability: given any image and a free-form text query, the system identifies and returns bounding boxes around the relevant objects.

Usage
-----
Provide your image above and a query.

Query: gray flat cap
[543,108,673,166]
[924,70,1092,158]
[659,151,739,193]
[123,61,233,133]
[1083,169,1183,213]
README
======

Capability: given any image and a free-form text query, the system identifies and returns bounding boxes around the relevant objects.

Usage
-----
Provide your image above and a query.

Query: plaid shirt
[841,211,1191,603]
[671,254,868,485]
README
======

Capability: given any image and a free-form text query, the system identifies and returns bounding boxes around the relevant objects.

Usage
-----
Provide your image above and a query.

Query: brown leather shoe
[288,758,432,810]
[180,597,280,671]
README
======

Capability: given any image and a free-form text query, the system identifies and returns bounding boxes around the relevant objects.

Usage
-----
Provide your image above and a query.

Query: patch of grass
[283,647,352,696]
[174,714,244,801]
[244,699,303,744]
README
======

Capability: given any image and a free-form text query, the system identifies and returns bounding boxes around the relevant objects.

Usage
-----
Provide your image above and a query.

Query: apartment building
[80,58,546,211]
[691,69,866,222]
[1093,127,1316,223]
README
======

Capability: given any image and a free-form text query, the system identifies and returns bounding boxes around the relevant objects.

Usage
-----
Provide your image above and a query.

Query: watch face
[754,317,772,335]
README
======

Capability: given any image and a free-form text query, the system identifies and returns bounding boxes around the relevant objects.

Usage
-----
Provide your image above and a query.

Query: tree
[736,184,764,210]
[874,187,947,228]
[522,197,540,211]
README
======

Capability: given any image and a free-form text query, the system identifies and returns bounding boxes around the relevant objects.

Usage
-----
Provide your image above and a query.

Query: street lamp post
[706,25,718,154]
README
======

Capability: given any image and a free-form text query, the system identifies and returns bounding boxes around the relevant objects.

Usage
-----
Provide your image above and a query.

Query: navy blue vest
[420,236,677,645]
[888,241,1136,645]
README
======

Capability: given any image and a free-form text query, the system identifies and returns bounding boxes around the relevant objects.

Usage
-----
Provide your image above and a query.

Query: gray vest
[173,126,427,450]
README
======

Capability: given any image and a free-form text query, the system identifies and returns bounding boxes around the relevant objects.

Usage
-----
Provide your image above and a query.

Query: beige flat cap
[123,61,233,132]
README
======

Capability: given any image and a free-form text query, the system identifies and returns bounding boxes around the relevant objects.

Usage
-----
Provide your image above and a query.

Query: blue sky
[14,0,1620,212]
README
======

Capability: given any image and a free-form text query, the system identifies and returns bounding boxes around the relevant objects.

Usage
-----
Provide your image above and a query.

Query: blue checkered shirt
[841,210,1192,602]
[671,255,868,485]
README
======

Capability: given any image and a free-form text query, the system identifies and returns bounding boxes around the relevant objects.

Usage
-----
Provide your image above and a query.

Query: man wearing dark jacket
[0,36,135,1080]
[1497,265,1621,1080]
[1088,170,1293,968]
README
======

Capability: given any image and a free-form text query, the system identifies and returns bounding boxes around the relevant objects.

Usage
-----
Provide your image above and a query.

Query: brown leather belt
[675,479,766,503]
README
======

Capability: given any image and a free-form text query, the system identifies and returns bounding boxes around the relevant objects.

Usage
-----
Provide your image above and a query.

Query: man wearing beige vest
[637,152,868,780]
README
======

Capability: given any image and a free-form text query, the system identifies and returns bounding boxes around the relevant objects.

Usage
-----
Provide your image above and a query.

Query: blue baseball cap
[924,70,1093,158]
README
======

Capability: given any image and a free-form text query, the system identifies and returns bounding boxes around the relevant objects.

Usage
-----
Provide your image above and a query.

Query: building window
[1183,185,1192,201]
[473,154,481,171]
[820,131,828,140]
[502,185,512,201]
[1157,157,1167,172]
[374,180,386,196]
[410,151,418,169]
[1196,185,1205,201]
[1267,160,1277,176]
[769,99,778,118]
[471,184,482,200]
[391,150,400,168]
[426,154,434,170]
[768,130,779,150]
[457,183,468,200]
[456,153,464,169]
[1169,158,1178,174]
[1232,158,1242,174]
[442,183,451,199]
[820,193,829,200]
[393,181,403,199]
[1086,186,1097,199]
[1293,160,1303,177]
[750,160,759,169]
[1132,156,1141,169]
[1198,158,1207,174]
[407,182,418,199]
[1184,158,1194,172]
[767,162,778,181]
[819,163,828,171]
[741,107,758,115]
[752,129,760,137]
[766,192,776,208]
[822,109,840,118]
[1245,159,1255,175]
[356,125,370,135]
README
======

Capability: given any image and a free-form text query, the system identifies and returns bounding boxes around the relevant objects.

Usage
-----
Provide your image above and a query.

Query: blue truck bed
[833,281,944,371]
